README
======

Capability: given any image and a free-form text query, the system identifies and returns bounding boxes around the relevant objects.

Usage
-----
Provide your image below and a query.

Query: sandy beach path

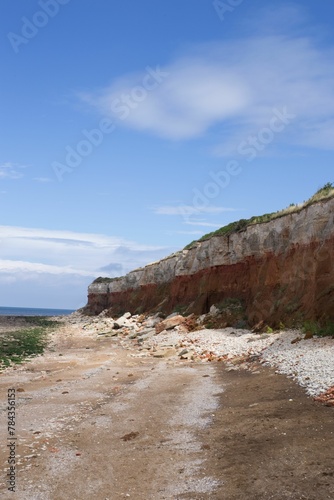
[0,318,334,499]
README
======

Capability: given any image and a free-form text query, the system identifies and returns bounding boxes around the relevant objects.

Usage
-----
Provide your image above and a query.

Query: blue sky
[0,0,333,309]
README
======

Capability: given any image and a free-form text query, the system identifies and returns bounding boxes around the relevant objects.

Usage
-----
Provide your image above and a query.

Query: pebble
[69,313,334,398]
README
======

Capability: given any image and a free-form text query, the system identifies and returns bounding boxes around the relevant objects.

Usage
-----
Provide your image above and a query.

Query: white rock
[209,305,220,316]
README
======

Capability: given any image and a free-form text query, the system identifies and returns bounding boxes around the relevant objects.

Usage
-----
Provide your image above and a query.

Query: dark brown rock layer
[87,237,334,326]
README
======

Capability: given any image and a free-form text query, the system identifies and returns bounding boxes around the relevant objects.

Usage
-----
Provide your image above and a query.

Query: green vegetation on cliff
[92,276,121,284]
[184,182,334,250]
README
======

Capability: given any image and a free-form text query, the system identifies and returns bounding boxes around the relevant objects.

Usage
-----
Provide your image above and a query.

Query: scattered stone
[166,312,179,319]
[143,317,161,328]
[108,331,119,337]
[247,355,261,362]
[230,356,247,365]
[209,305,220,316]
[178,349,189,357]
[155,315,186,334]
[252,320,265,333]
[180,351,194,360]
[153,348,177,358]
[314,386,334,406]
[114,315,133,328]
[98,309,110,318]
[121,431,139,441]
[138,328,156,339]
[291,337,302,344]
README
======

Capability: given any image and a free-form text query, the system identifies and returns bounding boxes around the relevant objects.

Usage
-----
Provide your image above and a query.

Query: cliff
[85,189,334,327]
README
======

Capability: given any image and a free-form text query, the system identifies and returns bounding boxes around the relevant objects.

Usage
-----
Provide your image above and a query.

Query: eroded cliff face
[86,198,334,326]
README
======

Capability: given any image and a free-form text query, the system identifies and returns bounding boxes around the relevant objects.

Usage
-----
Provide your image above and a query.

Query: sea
[0,306,75,317]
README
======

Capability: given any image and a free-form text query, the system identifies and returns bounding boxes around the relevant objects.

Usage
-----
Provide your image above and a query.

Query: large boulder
[155,315,186,334]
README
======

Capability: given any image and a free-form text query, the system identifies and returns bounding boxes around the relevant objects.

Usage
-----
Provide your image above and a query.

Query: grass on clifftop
[93,276,121,284]
[91,183,334,281]
[184,182,334,250]
[0,317,59,369]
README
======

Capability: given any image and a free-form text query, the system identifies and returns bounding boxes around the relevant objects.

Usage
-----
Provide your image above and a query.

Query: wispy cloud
[153,205,236,215]
[0,260,94,277]
[82,7,334,153]
[34,177,53,183]
[152,205,236,229]
[0,163,26,180]
[82,60,249,141]
[0,225,175,308]
[184,220,221,228]
[0,226,172,276]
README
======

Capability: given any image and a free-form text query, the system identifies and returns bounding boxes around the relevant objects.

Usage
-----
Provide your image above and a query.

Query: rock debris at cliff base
[70,310,334,402]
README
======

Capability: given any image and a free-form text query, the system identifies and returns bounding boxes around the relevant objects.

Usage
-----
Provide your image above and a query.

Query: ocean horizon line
[0,306,76,317]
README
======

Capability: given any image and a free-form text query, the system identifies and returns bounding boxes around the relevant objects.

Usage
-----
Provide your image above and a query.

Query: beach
[0,313,333,499]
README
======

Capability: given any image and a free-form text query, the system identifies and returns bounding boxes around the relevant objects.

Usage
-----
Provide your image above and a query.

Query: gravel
[150,327,334,397]
[261,330,334,396]
[67,313,334,398]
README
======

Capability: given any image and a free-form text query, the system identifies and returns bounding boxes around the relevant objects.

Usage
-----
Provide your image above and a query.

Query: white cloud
[82,11,334,153]
[82,59,250,140]
[153,205,236,215]
[0,226,174,308]
[183,220,221,228]
[0,260,94,277]
[0,226,170,273]
[0,163,26,180]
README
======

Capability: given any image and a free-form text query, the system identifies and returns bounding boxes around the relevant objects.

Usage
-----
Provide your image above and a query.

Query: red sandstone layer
[87,236,334,326]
